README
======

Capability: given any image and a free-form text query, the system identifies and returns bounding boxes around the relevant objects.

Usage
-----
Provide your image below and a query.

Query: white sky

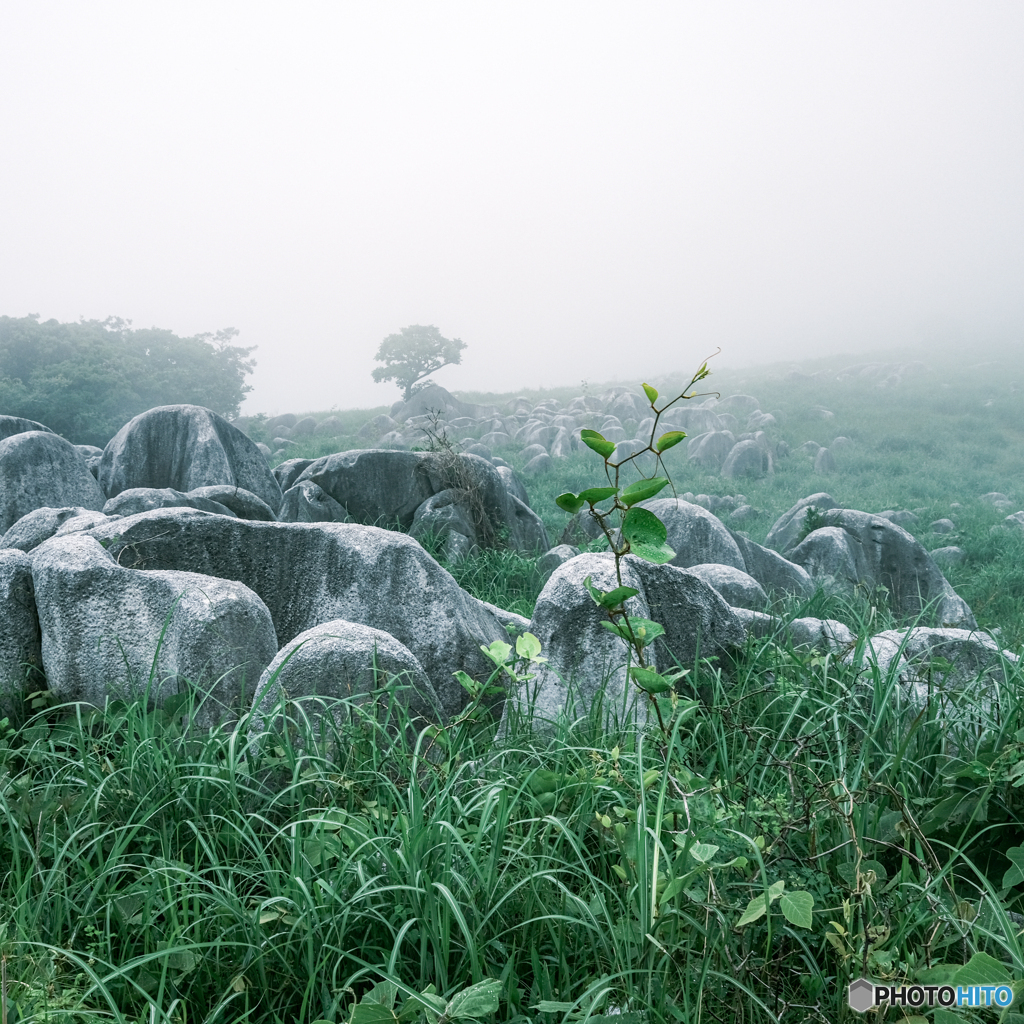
[1,2,1022,412]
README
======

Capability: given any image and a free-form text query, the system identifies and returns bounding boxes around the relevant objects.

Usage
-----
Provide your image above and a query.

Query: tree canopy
[0,315,256,446]
[371,324,466,401]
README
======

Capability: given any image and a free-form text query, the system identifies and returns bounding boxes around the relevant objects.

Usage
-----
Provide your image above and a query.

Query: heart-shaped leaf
[598,585,640,609]
[555,492,585,514]
[578,486,619,505]
[622,507,676,564]
[779,890,814,929]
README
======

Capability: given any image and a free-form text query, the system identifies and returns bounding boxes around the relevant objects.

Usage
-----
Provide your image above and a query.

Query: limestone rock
[103,487,237,518]
[0,415,54,440]
[279,481,351,523]
[99,405,283,513]
[82,510,508,718]
[0,550,42,715]
[2,507,114,552]
[685,563,768,610]
[638,498,747,570]
[187,486,277,521]
[721,439,773,480]
[32,534,278,728]
[764,493,840,554]
[0,431,105,534]
[250,619,443,730]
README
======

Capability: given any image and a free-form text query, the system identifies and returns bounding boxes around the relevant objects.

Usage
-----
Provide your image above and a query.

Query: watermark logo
[848,979,1013,1012]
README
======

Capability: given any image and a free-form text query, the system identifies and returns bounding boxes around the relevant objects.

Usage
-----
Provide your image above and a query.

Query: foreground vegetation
[5,344,1024,1022]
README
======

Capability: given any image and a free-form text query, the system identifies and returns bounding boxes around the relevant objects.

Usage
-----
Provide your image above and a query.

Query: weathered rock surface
[638,498,747,570]
[0,415,54,440]
[187,486,278,521]
[82,510,508,717]
[726,530,815,598]
[0,432,106,533]
[250,619,443,730]
[0,550,42,714]
[99,405,284,513]
[790,510,976,627]
[273,458,316,493]
[31,534,278,727]
[685,563,768,610]
[103,488,237,518]
[279,481,351,523]
[2,506,114,552]
[787,617,856,652]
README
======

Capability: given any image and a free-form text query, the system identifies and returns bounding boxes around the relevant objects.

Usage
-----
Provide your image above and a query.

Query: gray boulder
[410,489,479,560]
[930,546,965,568]
[103,488,237,518]
[0,550,43,715]
[535,544,580,582]
[250,620,443,731]
[931,518,956,535]
[82,510,508,718]
[32,534,277,728]
[726,530,815,599]
[100,405,284,513]
[522,452,553,477]
[518,443,547,462]
[187,486,277,521]
[2,506,114,552]
[787,617,856,652]
[279,481,351,523]
[496,465,530,507]
[731,607,776,637]
[721,439,773,480]
[685,563,768,610]
[0,431,106,533]
[0,416,54,440]
[791,510,976,627]
[638,498,746,570]
[75,444,104,478]
[273,458,315,492]
[314,416,345,436]
[291,417,317,438]
[764,493,840,554]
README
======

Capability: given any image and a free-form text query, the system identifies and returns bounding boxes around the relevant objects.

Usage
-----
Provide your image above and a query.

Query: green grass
[11,346,1024,1020]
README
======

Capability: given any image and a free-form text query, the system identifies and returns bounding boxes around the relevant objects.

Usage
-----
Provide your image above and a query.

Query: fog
[1,2,1022,413]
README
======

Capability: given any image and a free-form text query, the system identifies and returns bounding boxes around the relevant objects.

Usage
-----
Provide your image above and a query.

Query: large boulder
[764,493,840,554]
[250,620,443,731]
[790,510,976,627]
[273,458,316,492]
[81,510,508,717]
[685,564,768,610]
[295,449,549,554]
[501,553,745,729]
[103,487,237,518]
[31,535,278,728]
[0,432,105,534]
[0,550,43,715]
[99,405,284,513]
[392,384,497,424]
[639,498,747,570]
[0,416,54,440]
[726,530,815,599]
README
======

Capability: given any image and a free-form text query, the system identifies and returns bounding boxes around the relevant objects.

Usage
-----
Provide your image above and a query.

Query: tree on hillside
[371,324,466,401]
[0,314,256,446]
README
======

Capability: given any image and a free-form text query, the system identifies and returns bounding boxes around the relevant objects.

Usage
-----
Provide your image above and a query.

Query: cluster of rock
[785,360,927,388]
[0,400,1015,740]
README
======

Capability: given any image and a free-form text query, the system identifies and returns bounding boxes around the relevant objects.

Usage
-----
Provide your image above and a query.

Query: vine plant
[554,356,717,733]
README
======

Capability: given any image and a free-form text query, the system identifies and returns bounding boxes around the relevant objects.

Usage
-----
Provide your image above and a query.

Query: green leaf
[654,430,687,453]
[363,981,398,1009]
[952,950,1011,987]
[578,486,619,505]
[736,879,785,927]
[479,640,512,667]
[515,632,544,661]
[622,507,676,564]
[583,576,604,606]
[580,429,616,458]
[444,977,501,1019]
[597,585,640,609]
[630,666,673,693]
[599,617,665,646]
[350,1004,399,1024]
[1004,844,1024,887]
[659,877,686,904]
[533,1002,576,1013]
[556,492,585,514]
[690,843,720,864]
[642,382,659,404]
[779,890,814,929]
[620,476,669,507]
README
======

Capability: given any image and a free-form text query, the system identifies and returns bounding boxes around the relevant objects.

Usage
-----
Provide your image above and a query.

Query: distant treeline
[0,315,255,446]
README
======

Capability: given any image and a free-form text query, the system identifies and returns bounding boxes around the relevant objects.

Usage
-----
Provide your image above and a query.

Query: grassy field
[5,344,1024,1023]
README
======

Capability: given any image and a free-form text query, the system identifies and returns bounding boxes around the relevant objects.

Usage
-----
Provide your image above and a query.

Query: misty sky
[2,3,1022,413]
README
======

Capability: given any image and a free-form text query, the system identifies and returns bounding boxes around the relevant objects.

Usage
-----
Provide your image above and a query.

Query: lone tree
[371,324,466,401]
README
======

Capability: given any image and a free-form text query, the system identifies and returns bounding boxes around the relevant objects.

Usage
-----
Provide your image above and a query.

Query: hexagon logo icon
[848,978,874,1013]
